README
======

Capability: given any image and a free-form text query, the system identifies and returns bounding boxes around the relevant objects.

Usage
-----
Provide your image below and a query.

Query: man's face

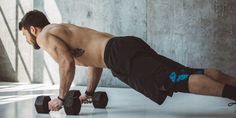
[22,27,40,49]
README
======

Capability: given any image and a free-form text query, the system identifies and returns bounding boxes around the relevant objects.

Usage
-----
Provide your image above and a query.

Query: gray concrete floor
[0,82,235,118]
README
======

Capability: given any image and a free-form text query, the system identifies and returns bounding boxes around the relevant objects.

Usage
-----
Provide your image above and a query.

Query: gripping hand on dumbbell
[48,97,64,111]
[80,94,92,104]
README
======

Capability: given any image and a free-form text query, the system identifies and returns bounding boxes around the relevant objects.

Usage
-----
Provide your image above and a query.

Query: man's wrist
[57,96,65,102]
[85,90,94,96]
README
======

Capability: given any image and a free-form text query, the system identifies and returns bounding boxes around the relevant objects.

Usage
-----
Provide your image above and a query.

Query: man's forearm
[87,67,103,93]
[59,62,75,99]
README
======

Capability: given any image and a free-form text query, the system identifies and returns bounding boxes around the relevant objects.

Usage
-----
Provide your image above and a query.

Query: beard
[29,32,40,49]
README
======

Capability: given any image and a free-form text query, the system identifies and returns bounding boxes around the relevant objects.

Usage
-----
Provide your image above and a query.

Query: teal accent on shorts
[169,72,190,84]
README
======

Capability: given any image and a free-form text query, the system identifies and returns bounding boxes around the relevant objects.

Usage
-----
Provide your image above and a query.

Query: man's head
[19,10,50,49]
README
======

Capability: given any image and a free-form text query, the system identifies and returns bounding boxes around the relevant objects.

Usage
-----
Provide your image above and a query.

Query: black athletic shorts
[104,36,204,105]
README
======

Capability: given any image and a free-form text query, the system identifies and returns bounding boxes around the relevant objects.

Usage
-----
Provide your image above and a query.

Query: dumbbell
[35,90,108,115]
[63,91,108,114]
[64,90,108,109]
[35,90,81,115]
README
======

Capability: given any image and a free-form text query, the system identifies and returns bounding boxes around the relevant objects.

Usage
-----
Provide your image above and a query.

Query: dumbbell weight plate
[35,96,51,113]
[92,92,108,108]
[64,90,81,115]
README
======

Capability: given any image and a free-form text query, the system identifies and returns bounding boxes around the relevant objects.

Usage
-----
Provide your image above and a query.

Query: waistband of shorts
[104,37,116,69]
[104,36,139,68]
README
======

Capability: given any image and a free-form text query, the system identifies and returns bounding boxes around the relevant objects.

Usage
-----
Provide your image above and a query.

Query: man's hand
[48,98,63,111]
[79,94,92,104]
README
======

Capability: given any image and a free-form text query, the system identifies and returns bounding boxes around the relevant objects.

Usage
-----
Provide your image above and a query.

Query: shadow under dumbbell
[92,108,108,116]
[68,108,108,118]
[36,114,51,118]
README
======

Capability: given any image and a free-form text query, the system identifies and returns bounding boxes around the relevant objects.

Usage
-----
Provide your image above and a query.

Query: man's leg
[188,74,236,101]
[204,68,236,86]
[188,74,224,96]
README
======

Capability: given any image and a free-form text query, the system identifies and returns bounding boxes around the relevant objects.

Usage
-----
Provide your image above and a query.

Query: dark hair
[19,10,50,31]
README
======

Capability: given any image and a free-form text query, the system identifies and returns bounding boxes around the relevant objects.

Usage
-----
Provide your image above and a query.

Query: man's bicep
[42,34,72,63]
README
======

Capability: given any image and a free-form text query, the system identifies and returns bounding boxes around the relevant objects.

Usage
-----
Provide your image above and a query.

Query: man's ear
[30,26,37,35]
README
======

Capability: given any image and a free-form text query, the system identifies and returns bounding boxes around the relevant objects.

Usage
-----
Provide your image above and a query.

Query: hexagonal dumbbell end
[64,90,81,115]
[92,92,108,108]
[35,96,51,113]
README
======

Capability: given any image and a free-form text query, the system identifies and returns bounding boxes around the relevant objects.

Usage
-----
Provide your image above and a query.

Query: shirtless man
[19,10,236,111]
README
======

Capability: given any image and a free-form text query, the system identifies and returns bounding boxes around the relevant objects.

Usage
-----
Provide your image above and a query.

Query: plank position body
[19,10,236,111]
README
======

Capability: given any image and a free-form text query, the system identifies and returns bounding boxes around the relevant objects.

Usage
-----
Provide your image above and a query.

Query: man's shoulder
[36,24,69,47]
[42,24,61,33]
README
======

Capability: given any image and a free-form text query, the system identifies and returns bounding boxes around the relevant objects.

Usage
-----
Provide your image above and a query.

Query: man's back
[38,23,114,67]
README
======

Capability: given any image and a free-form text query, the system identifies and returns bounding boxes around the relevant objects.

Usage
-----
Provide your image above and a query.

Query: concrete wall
[147,0,236,76]
[1,0,236,87]
[0,0,33,83]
